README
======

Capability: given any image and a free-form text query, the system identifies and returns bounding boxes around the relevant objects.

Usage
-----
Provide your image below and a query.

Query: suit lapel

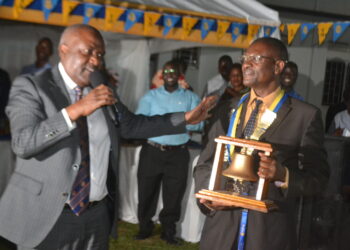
[236,99,249,138]
[260,98,292,140]
[234,96,292,140]
[49,66,71,108]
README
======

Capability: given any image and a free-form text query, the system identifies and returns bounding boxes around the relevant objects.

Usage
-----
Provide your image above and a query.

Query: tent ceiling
[125,0,280,26]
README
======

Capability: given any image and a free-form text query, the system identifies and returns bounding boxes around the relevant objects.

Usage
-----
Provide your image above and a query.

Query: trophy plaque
[195,136,278,213]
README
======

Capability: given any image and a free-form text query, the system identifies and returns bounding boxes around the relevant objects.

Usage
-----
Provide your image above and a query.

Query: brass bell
[222,152,258,182]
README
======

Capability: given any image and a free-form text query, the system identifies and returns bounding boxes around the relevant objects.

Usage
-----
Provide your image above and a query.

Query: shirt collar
[159,85,183,94]
[58,62,78,91]
[248,86,282,109]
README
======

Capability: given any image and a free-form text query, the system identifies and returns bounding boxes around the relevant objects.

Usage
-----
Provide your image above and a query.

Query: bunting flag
[317,22,333,45]
[216,20,230,40]
[144,11,161,35]
[0,0,5,5]
[62,0,79,24]
[247,24,260,41]
[333,22,350,42]
[124,9,143,31]
[13,0,34,19]
[200,18,215,40]
[163,14,181,36]
[280,24,285,33]
[300,23,316,41]
[83,3,103,25]
[104,5,125,31]
[182,16,198,39]
[231,22,246,42]
[42,0,60,21]
[262,26,277,37]
[287,23,301,45]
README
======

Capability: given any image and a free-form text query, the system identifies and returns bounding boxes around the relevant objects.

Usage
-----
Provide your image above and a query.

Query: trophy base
[196,189,278,213]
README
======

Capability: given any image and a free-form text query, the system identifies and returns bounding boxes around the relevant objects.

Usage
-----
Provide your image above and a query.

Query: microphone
[89,70,120,126]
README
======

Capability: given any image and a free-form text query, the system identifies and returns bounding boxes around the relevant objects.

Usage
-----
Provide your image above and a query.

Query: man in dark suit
[194,37,329,250]
[0,24,214,250]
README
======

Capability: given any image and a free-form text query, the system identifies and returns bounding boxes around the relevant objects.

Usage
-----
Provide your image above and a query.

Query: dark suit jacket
[194,95,329,250]
[0,66,187,248]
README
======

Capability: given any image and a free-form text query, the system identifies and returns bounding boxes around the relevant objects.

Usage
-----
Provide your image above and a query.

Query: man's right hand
[184,95,217,124]
[66,84,116,121]
[199,198,236,211]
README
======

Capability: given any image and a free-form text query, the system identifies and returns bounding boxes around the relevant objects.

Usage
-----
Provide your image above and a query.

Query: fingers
[71,85,116,118]
[257,152,275,180]
[202,95,217,111]
[89,85,116,106]
[257,152,286,182]
[200,199,234,211]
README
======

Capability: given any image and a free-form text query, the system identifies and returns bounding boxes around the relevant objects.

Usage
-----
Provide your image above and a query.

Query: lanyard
[226,90,287,250]
[226,89,287,162]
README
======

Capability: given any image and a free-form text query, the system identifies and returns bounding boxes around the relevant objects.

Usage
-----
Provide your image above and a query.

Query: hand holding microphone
[89,70,120,126]
[66,70,117,123]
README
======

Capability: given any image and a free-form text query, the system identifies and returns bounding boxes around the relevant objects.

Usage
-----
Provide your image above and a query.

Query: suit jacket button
[62,192,68,197]
[72,164,79,171]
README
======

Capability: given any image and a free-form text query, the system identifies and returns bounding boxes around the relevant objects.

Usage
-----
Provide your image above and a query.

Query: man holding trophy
[194,37,329,250]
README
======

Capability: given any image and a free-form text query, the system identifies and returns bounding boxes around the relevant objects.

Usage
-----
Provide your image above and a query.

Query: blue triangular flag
[333,22,350,42]
[163,14,181,36]
[262,26,277,38]
[300,23,316,41]
[124,9,144,32]
[83,3,103,25]
[200,19,215,40]
[231,23,246,42]
[42,0,60,21]
[0,0,5,6]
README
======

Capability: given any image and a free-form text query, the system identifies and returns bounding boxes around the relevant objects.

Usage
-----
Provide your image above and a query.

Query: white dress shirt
[59,63,110,202]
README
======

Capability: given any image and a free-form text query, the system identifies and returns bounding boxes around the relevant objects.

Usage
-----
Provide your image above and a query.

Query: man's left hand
[257,152,286,182]
[185,95,217,124]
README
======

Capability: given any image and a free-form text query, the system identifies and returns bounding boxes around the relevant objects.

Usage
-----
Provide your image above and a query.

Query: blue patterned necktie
[68,87,90,216]
[243,99,263,139]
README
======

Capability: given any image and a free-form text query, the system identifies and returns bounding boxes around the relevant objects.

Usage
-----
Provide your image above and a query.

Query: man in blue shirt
[135,60,203,245]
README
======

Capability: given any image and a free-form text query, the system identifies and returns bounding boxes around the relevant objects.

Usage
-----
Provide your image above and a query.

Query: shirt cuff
[274,167,289,189]
[61,109,76,131]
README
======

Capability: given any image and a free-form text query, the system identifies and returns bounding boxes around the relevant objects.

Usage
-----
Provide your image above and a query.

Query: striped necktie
[243,99,263,139]
[68,87,90,216]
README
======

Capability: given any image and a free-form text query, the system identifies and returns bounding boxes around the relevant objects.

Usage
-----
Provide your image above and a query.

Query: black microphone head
[89,70,108,88]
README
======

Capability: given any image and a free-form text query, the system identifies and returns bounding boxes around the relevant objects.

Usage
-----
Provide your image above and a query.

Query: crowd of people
[1,23,349,250]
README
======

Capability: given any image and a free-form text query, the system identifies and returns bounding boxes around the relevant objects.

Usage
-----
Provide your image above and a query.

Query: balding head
[242,37,288,96]
[58,24,105,87]
[250,37,289,62]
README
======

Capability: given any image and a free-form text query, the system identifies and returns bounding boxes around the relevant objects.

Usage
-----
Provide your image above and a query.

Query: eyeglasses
[163,68,176,74]
[240,54,278,64]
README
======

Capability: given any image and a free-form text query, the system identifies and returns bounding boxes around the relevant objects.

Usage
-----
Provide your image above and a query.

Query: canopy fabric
[127,0,280,26]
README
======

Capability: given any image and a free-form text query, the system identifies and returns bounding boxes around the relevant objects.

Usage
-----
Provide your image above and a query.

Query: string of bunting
[282,21,350,45]
[0,0,279,48]
[2,0,348,46]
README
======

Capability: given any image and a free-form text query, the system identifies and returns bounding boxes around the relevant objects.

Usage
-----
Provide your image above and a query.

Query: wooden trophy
[196,136,278,213]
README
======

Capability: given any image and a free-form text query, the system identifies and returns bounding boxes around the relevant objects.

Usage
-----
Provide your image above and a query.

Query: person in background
[202,63,248,146]
[280,61,303,101]
[150,59,193,91]
[219,63,249,102]
[135,60,203,245]
[328,88,350,136]
[20,37,53,75]
[201,55,233,98]
[0,24,215,250]
[325,87,348,132]
[194,37,329,250]
[0,68,11,138]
